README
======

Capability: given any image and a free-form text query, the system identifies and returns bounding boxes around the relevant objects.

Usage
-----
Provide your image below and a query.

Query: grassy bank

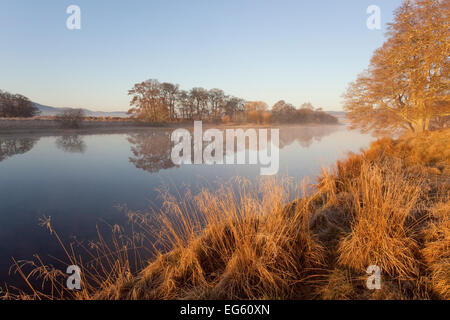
[3,129,449,300]
[0,117,343,134]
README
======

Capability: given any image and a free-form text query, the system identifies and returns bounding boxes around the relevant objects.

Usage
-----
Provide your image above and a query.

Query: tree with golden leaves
[344,0,449,133]
[128,79,170,123]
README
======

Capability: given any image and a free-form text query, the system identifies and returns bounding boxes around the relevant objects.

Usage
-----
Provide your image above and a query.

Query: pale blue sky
[0,0,403,111]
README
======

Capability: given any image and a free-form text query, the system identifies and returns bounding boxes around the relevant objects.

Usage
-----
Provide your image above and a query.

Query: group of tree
[270,100,337,124]
[128,80,246,123]
[344,0,449,134]
[128,80,337,124]
[241,100,337,124]
[0,90,39,118]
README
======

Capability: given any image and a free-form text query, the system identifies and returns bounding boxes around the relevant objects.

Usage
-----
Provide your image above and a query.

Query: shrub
[55,109,85,129]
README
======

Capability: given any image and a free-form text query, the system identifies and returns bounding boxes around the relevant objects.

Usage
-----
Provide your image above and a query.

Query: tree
[0,90,39,118]
[344,0,450,133]
[208,88,226,121]
[161,82,179,120]
[272,100,296,122]
[272,100,287,113]
[190,87,209,120]
[128,79,169,122]
[177,90,195,120]
[245,101,268,123]
[223,97,245,118]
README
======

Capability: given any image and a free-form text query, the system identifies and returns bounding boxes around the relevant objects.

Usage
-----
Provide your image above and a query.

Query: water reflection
[278,125,341,148]
[127,130,176,173]
[55,135,87,153]
[0,126,374,287]
[126,125,341,173]
[0,136,40,162]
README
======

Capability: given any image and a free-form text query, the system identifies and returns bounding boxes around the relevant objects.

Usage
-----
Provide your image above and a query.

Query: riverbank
[0,117,156,134]
[0,117,344,134]
[3,129,448,300]
[94,129,449,300]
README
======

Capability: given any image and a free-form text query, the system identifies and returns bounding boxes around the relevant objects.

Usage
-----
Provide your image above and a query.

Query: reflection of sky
[0,125,375,285]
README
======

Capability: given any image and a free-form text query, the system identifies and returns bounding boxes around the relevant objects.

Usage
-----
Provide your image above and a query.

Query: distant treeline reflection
[126,126,340,173]
[0,136,40,162]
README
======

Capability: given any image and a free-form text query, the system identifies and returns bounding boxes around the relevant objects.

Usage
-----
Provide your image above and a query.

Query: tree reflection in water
[278,125,341,148]
[55,135,87,154]
[126,125,341,173]
[127,130,176,173]
[0,136,40,162]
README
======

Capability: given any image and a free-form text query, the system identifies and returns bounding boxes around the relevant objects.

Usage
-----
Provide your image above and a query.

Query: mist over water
[0,125,374,285]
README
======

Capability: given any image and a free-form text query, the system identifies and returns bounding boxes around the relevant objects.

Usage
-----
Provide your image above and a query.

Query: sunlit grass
[2,129,449,300]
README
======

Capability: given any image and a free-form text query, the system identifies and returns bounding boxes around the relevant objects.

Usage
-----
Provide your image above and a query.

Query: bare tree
[208,89,226,121]
[177,90,194,120]
[161,82,179,120]
[190,87,209,120]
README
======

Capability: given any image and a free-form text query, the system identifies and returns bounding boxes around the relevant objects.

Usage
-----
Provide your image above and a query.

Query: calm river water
[0,124,374,285]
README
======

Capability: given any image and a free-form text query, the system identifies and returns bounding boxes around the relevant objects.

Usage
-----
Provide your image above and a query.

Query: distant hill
[33,103,129,118]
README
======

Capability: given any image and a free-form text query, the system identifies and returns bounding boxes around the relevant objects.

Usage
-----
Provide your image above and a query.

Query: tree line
[127,79,337,124]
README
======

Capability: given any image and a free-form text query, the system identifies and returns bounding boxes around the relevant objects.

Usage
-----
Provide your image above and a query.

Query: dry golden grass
[336,161,422,278]
[422,201,450,299]
[366,129,450,175]
[2,129,449,300]
[95,178,325,300]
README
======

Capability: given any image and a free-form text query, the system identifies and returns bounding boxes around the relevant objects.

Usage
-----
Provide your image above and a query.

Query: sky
[0,0,403,112]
